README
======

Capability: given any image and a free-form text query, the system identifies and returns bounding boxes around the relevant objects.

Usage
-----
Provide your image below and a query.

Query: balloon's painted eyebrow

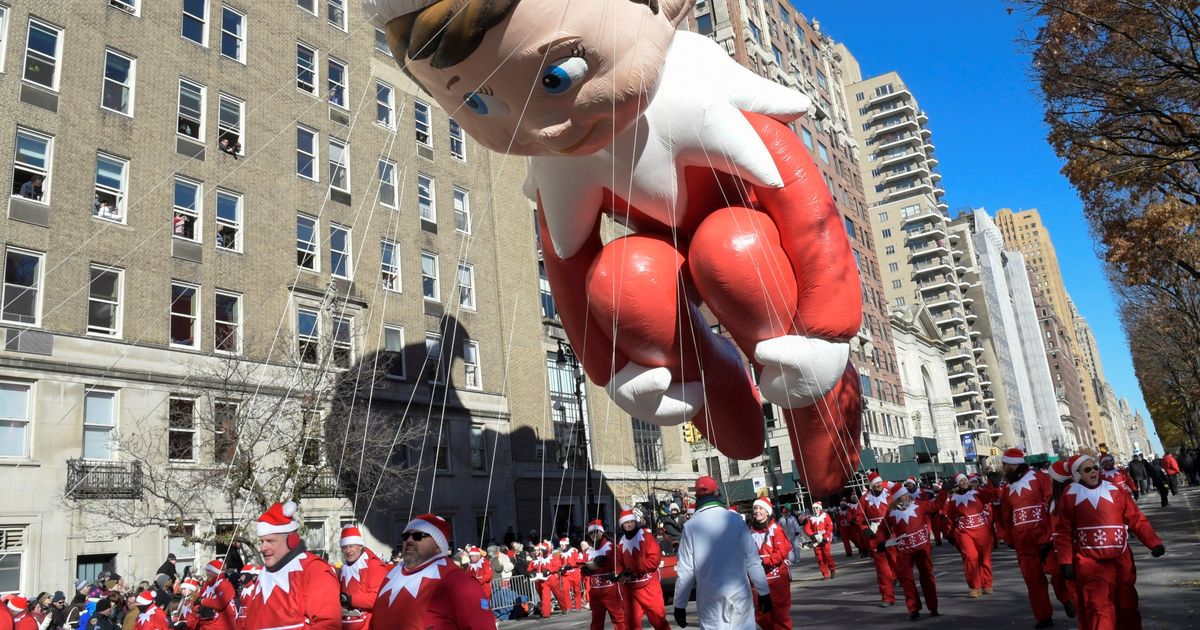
[446,75,460,90]
[537,36,580,55]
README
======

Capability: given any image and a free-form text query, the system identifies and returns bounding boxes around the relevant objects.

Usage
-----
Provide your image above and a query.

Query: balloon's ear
[659,0,691,27]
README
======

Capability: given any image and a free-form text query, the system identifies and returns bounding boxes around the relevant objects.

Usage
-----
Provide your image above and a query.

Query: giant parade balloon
[364,0,864,495]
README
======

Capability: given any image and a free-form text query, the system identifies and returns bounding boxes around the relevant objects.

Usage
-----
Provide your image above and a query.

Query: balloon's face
[398,0,679,156]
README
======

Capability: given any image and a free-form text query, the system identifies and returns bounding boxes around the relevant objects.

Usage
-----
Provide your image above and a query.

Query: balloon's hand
[755,336,850,408]
[606,362,702,426]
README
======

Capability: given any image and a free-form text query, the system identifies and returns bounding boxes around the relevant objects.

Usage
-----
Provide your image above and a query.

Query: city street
[507,486,1200,628]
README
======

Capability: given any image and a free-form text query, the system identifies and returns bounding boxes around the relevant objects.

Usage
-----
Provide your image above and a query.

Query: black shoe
[880,601,896,608]
[929,610,940,617]
[830,570,836,578]
[1035,620,1054,629]
[908,612,920,622]
[1064,602,1076,618]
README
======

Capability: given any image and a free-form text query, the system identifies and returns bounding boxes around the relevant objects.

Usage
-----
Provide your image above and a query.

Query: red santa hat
[867,471,883,487]
[339,525,365,547]
[811,501,823,510]
[1099,453,1115,464]
[180,578,200,593]
[728,506,740,512]
[361,0,441,28]
[1001,448,1027,465]
[256,501,300,536]
[468,546,482,556]
[402,514,452,554]
[618,508,637,527]
[892,486,911,501]
[586,519,605,534]
[559,537,570,546]
[6,596,27,613]
[204,559,223,575]
[135,592,154,606]
[752,496,773,514]
[905,476,918,486]
[1069,454,1096,480]
[1049,460,1072,483]
[953,473,967,484]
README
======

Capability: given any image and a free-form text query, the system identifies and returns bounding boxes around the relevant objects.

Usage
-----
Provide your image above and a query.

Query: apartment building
[686,1,910,474]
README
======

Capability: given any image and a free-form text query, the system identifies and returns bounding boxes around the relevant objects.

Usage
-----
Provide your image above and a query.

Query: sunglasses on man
[1079,465,1099,473]
[401,531,432,542]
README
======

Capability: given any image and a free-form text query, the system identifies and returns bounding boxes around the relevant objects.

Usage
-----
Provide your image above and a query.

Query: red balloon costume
[941,475,997,595]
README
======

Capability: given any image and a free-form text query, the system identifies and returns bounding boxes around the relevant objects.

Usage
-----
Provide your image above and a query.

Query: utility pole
[557,341,596,526]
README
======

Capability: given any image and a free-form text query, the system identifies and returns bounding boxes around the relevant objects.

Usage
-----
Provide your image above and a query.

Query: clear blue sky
[795,0,1164,453]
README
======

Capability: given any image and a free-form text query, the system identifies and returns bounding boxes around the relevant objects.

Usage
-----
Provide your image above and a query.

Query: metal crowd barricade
[490,575,540,621]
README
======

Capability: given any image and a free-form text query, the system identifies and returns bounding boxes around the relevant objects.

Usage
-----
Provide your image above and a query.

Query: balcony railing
[298,467,342,498]
[66,459,143,500]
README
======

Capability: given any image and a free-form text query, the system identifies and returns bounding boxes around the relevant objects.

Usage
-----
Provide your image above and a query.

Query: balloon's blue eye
[463,92,507,116]
[541,57,589,95]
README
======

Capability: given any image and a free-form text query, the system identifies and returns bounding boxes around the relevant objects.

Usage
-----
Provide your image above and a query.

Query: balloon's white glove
[755,335,850,409]
[606,362,703,426]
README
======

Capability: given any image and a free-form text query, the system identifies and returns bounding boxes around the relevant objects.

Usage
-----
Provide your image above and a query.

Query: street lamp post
[556,341,597,526]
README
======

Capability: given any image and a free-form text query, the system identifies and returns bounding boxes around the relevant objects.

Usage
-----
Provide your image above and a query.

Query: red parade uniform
[1,607,12,630]
[803,512,835,578]
[559,545,585,611]
[1000,468,1075,623]
[614,529,670,630]
[1101,467,1135,498]
[941,486,997,593]
[836,505,857,556]
[9,611,36,630]
[175,599,201,630]
[198,573,238,630]
[465,556,493,603]
[368,555,494,630]
[135,605,170,630]
[244,552,342,630]
[1054,479,1163,630]
[236,588,254,630]
[340,549,389,630]
[883,499,940,616]
[752,518,794,630]
[530,552,568,619]
[858,482,899,604]
[583,538,626,630]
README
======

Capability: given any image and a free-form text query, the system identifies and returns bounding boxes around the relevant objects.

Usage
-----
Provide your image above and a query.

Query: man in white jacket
[672,476,771,628]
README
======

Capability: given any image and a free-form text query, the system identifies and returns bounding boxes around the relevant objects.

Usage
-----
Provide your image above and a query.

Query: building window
[330,224,351,279]
[892,279,902,289]
[817,142,830,163]
[171,177,200,241]
[377,158,397,208]
[772,46,782,66]
[170,283,199,348]
[414,99,431,146]
[181,0,208,46]
[457,263,476,310]
[24,18,62,90]
[421,252,439,301]
[109,0,140,16]
[177,78,205,140]
[83,389,117,460]
[213,400,236,458]
[374,27,389,54]
[167,525,196,575]
[888,262,899,272]
[297,125,318,180]
[214,290,241,353]
[296,307,319,364]
[380,239,400,292]
[327,0,347,30]
[748,20,761,44]
[296,214,319,270]
[729,458,740,476]
[328,138,349,192]
[433,428,450,472]
[375,80,394,128]
[0,383,31,458]
[817,70,827,89]
[417,174,435,223]
[453,187,471,233]
[469,425,486,472]
[331,315,352,369]
[215,189,241,251]
[220,5,245,62]
[87,265,123,338]
[884,245,895,255]
[538,261,556,319]
[383,325,405,380]
[93,153,128,222]
[327,57,347,108]
[463,340,481,389]
[632,418,665,472]
[297,0,316,15]
[881,228,892,238]
[425,333,448,385]
[696,13,712,35]
[12,127,52,202]
[101,49,135,115]
[449,118,466,161]
[547,352,588,469]
[296,42,317,95]
[2,248,43,326]
[218,93,244,155]
[167,398,195,461]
